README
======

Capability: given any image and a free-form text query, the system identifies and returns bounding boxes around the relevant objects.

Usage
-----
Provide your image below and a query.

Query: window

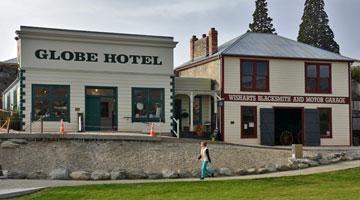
[132,88,164,122]
[241,60,269,92]
[353,101,360,111]
[305,63,331,93]
[319,108,332,138]
[6,94,10,110]
[13,89,17,110]
[32,85,70,122]
[241,106,257,138]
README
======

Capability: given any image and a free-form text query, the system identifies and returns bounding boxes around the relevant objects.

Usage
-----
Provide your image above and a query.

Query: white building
[3,26,177,133]
[175,28,354,146]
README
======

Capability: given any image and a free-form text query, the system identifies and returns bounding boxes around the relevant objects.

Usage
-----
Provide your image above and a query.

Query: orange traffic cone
[149,123,155,137]
[60,119,65,134]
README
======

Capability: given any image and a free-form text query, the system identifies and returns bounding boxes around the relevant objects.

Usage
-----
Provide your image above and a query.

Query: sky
[0,0,359,67]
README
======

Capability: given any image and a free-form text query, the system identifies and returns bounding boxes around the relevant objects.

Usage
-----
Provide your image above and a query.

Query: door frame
[85,86,118,131]
[273,106,304,145]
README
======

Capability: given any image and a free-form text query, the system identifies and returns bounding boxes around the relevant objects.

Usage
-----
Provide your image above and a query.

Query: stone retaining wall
[2,136,358,176]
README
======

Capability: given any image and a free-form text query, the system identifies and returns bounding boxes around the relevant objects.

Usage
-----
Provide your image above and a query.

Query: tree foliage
[248,0,276,34]
[352,67,360,83]
[297,0,340,53]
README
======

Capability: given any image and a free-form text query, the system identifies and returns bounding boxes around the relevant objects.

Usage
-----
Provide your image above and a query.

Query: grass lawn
[17,168,360,200]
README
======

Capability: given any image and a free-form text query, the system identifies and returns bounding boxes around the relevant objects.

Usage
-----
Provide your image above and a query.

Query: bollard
[292,144,303,159]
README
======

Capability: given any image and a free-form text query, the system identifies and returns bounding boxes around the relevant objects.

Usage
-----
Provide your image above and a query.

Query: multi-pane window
[6,94,10,110]
[132,88,164,122]
[241,60,269,92]
[32,85,70,122]
[305,63,331,93]
[241,106,257,138]
[13,89,17,110]
[319,108,332,138]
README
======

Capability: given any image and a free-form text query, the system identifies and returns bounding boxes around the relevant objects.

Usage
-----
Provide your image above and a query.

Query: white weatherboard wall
[223,56,350,146]
[224,102,350,146]
[224,57,349,96]
[2,81,20,111]
[17,26,177,133]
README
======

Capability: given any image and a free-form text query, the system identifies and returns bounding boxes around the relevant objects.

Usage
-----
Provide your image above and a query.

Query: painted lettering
[61,51,74,61]
[34,49,162,66]
[225,94,348,105]
[86,53,98,62]
[153,56,163,65]
[74,52,86,61]
[49,50,60,60]
[129,55,141,64]
[35,49,48,59]
[141,56,152,65]
[116,54,129,64]
[104,54,116,63]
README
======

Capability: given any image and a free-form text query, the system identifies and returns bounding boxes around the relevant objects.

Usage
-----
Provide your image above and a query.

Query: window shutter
[260,108,275,146]
[304,109,320,146]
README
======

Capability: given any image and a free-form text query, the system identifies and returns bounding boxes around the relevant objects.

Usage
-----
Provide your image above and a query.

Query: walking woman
[198,141,214,180]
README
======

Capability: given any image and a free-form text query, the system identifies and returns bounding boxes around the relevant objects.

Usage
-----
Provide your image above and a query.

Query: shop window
[241,106,257,138]
[305,63,331,93]
[132,88,164,122]
[32,84,70,122]
[319,108,332,138]
[241,60,269,92]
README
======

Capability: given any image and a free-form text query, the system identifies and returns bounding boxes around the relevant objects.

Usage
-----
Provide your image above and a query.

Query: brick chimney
[190,35,198,61]
[189,28,218,61]
[208,28,218,55]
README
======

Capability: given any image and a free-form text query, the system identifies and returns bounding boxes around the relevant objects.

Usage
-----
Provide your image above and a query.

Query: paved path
[0,160,359,198]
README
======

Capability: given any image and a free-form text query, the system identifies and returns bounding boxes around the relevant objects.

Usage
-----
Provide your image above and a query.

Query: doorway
[173,99,182,133]
[85,87,117,131]
[274,108,303,145]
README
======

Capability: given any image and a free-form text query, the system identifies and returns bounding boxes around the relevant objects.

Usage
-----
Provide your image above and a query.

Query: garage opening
[274,108,303,145]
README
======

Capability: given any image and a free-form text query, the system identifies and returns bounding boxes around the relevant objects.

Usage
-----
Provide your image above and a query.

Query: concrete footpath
[0,160,359,199]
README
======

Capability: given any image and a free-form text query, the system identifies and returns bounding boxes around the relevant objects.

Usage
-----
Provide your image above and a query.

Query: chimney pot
[208,28,218,55]
[202,34,206,38]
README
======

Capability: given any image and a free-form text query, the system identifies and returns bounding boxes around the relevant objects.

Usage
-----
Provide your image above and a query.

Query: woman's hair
[200,141,207,146]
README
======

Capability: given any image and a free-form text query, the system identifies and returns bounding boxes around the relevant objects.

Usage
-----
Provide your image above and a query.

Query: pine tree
[298,0,340,53]
[248,0,276,34]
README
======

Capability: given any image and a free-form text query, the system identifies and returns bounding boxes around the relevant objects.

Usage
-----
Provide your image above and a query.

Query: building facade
[175,28,354,146]
[3,26,177,133]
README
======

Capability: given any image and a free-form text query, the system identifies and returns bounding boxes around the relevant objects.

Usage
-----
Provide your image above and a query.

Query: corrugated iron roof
[176,32,354,69]
[220,32,353,61]
[1,58,17,64]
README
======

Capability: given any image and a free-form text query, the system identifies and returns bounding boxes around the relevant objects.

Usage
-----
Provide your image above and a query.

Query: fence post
[40,116,44,134]
[6,117,10,134]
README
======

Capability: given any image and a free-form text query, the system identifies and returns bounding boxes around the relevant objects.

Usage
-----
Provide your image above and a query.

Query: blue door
[85,96,101,131]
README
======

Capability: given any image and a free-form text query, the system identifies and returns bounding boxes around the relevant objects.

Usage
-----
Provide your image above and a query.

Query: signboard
[34,49,163,65]
[224,94,349,104]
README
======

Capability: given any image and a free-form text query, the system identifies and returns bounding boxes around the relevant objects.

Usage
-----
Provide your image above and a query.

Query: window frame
[131,87,165,123]
[31,84,70,122]
[240,59,270,92]
[318,107,332,138]
[240,106,257,139]
[305,63,332,94]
